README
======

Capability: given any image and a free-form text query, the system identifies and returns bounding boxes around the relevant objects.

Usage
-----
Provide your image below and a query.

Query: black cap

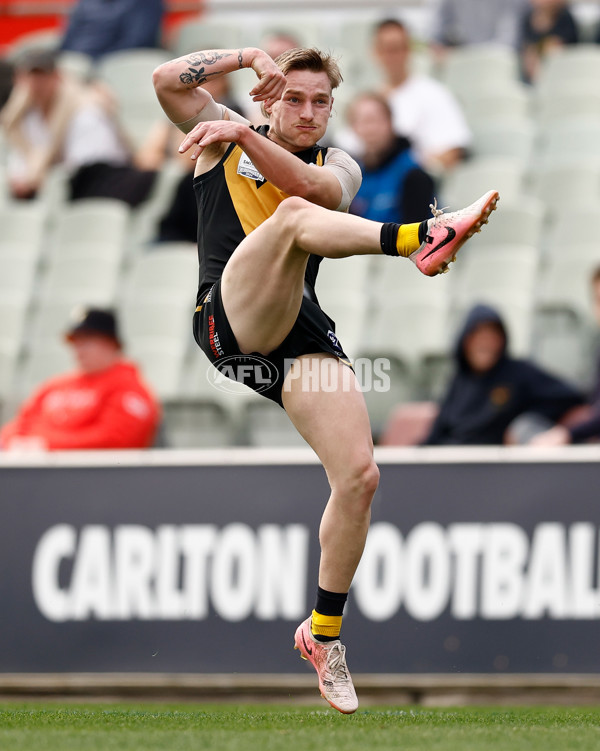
[17,48,58,74]
[65,307,121,346]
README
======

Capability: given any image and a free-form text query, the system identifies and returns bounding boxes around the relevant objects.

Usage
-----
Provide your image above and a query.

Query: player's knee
[338,456,379,509]
[274,196,312,233]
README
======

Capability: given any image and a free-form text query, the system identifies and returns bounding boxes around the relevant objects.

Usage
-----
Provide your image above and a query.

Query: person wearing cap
[0,308,160,451]
[0,48,155,203]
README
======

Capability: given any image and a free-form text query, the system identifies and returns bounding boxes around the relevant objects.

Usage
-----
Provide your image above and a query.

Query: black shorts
[193,278,352,406]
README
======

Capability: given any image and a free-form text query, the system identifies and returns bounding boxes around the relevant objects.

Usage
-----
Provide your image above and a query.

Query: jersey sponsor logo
[422,226,456,259]
[236,152,265,182]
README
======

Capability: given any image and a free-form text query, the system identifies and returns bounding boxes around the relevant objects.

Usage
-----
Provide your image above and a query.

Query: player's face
[266,69,333,152]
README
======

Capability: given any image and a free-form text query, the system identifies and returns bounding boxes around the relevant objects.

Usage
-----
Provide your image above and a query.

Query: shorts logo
[208,314,225,358]
[208,355,279,394]
[327,329,342,352]
[237,153,265,182]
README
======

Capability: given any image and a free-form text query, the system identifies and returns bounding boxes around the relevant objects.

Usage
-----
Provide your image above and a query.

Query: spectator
[431,0,527,53]
[346,92,435,223]
[519,0,579,84]
[0,48,155,204]
[372,18,471,173]
[61,0,165,61]
[0,308,160,451]
[532,266,600,446]
[422,303,585,445]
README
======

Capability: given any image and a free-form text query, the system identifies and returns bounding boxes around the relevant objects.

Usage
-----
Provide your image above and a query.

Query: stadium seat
[0,296,31,352]
[0,339,21,406]
[535,117,600,167]
[244,399,309,447]
[461,82,531,122]
[440,44,520,98]
[161,399,235,448]
[0,254,41,304]
[536,45,600,98]
[49,199,130,261]
[127,336,187,401]
[441,157,526,209]
[0,202,46,257]
[40,256,122,304]
[128,161,188,249]
[537,247,600,322]
[14,344,73,403]
[57,51,94,81]
[172,18,242,57]
[379,401,439,446]
[469,117,535,162]
[124,246,198,303]
[529,162,600,212]
[96,49,171,142]
[458,197,544,251]
[531,308,595,388]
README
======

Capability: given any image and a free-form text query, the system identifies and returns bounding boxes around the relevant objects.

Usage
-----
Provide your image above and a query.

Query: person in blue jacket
[60,0,165,61]
[346,91,435,224]
[423,303,585,445]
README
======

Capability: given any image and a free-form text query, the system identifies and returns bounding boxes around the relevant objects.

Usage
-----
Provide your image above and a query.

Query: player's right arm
[152,47,286,133]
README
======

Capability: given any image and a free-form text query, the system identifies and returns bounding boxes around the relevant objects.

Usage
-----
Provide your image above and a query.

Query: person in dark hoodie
[347,92,435,224]
[423,303,585,445]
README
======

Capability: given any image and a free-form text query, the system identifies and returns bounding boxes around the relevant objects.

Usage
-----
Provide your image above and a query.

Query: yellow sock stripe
[395,222,421,257]
[311,609,343,637]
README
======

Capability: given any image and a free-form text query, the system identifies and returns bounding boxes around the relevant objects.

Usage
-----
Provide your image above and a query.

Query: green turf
[1,703,600,751]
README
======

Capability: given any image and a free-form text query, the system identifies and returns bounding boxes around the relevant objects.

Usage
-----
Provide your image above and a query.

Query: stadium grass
[2,704,600,751]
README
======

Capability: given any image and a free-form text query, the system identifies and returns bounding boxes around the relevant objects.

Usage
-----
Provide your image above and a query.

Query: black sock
[418,219,428,244]
[312,587,348,643]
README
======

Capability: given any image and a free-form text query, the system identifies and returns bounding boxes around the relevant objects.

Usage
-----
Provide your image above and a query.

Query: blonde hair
[274,47,343,90]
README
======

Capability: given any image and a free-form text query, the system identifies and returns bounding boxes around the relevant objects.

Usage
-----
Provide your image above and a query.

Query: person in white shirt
[373,18,471,173]
[1,48,154,205]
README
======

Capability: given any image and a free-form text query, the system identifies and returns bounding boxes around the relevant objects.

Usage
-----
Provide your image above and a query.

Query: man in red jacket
[0,308,160,451]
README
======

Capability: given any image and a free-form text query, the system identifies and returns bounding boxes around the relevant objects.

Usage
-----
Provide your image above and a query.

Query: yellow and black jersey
[193,124,327,307]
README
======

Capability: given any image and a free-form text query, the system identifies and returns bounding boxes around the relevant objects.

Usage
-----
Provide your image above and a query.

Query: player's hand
[529,425,570,447]
[178,119,245,159]
[248,50,286,108]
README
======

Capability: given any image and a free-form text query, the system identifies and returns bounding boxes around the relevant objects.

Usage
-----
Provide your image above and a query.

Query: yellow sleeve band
[396,221,421,257]
[311,609,343,638]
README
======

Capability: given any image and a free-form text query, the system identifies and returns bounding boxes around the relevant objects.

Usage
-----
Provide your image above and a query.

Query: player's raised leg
[222,190,499,354]
[280,354,379,713]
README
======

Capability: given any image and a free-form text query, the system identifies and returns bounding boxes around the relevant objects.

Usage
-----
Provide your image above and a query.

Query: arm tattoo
[238,49,243,69]
[179,51,231,87]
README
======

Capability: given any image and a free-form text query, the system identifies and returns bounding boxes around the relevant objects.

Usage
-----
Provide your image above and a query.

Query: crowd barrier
[1,446,599,677]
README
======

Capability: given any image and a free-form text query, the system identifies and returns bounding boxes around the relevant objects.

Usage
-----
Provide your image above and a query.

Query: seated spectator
[422,303,585,445]
[519,0,579,84]
[532,266,600,446]
[431,0,527,56]
[0,48,155,204]
[372,18,471,173]
[347,92,435,224]
[0,308,160,451]
[60,0,165,61]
